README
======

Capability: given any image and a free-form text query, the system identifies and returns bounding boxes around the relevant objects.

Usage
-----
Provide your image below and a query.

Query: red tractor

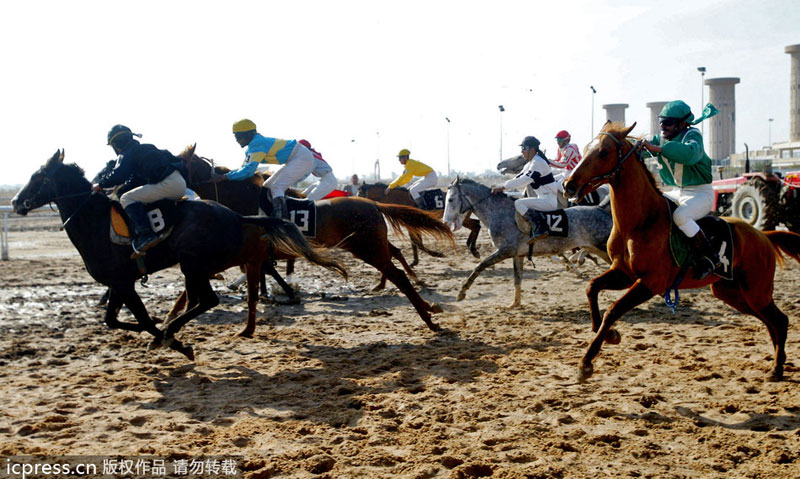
[712,170,800,233]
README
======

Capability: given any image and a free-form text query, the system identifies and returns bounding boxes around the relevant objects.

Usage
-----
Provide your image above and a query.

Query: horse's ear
[189,143,196,156]
[46,150,63,169]
[623,122,637,138]
[602,120,612,130]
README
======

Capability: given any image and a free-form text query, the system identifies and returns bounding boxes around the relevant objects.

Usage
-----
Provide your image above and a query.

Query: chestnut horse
[176,146,455,332]
[358,183,482,261]
[563,122,800,382]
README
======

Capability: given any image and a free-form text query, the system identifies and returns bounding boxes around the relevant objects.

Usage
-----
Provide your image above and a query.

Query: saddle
[419,189,446,210]
[258,190,318,237]
[109,200,177,250]
[666,199,734,280]
[514,209,570,238]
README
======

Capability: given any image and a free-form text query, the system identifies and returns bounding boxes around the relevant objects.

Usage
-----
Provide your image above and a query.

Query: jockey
[385,149,438,209]
[298,139,337,201]
[93,125,187,253]
[641,100,721,280]
[550,130,582,183]
[491,136,559,243]
[211,119,314,219]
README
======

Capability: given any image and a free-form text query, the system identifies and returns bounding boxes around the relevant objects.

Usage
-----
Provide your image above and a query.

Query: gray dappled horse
[443,178,612,307]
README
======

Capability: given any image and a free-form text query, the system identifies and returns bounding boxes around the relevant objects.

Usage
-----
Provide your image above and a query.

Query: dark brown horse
[563,122,800,382]
[11,151,346,358]
[175,146,455,332]
[358,182,482,261]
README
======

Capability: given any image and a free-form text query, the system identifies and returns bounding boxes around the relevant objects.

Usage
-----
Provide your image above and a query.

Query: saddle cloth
[109,200,177,247]
[257,189,318,238]
[514,209,569,238]
[420,189,445,210]
[667,199,734,280]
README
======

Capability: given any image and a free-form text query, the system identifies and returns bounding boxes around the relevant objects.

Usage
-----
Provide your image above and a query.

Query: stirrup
[692,256,716,280]
[527,230,549,245]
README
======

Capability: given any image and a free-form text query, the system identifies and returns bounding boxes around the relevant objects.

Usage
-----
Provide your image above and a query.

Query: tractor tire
[730,181,779,230]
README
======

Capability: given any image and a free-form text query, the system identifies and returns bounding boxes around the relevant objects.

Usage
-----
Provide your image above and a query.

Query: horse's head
[12,150,68,215]
[178,144,215,186]
[358,182,386,200]
[564,121,637,202]
[443,176,468,231]
[497,154,527,175]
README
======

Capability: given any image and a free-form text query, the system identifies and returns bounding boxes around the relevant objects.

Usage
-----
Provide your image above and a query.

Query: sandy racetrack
[1,211,799,478]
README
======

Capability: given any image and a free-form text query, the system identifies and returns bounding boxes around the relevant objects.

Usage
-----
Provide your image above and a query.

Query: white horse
[443,178,612,307]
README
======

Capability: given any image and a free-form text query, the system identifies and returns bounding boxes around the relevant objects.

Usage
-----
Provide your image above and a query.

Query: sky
[1,0,799,187]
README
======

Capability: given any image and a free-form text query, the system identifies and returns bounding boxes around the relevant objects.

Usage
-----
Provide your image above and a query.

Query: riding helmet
[519,136,540,150]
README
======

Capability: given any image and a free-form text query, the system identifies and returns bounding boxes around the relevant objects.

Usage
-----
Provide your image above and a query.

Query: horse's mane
[366,182,389,189]
[601,124,662,197]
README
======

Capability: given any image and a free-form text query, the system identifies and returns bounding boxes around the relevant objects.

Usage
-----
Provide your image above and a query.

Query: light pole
[697,67,706,137]
[590,86,596,135]
[768,118,774,147]
[498,105,505,162]
[445,117,451,178]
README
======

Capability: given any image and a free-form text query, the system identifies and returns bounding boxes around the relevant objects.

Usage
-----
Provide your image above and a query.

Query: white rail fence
[0,204,62,261]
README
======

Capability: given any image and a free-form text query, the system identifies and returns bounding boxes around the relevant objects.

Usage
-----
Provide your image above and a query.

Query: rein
[582,132,643,193]
[23,165,93,226]
[188,155,220,202]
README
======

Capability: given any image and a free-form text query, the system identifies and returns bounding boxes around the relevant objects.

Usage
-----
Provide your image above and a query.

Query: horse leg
[510,256,523,308]
[262,259,297,301]
[103,288,143,332]
[165,290,189,322]
[586,267,634,340]
[463,216,481,258]
[390,242,424,286]
[410,230,445,259]
[163,274,219,345]
[239,262,262,338]
[711,281,788,381]
[579,279,654,382]
[115,283,194,360]
[457,248,515,301]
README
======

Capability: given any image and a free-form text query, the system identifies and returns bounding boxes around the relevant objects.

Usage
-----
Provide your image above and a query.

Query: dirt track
[1,212,799,478]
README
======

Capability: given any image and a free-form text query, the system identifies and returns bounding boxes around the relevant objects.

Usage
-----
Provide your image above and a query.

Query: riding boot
[124,203,158,253]
[271,196,288,220]
[523,210,549,244]
[413,195,426,210]
[690,229,721,280]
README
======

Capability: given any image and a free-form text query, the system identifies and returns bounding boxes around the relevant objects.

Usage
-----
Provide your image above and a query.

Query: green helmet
[659,100,694,124]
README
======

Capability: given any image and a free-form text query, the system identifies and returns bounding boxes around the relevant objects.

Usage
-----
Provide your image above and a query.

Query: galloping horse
[443,177,613,307]
[359,182,482,260]
[563,122,800,382]
[177,147,455,332]
[11,151,346,358]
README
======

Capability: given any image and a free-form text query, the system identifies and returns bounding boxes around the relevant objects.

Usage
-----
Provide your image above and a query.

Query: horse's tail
[374,203,456,246]
[764,230,800,268]
[243,217,348,280]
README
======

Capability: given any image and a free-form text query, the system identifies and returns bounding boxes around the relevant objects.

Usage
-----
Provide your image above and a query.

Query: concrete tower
[704,77,740,160]
[602,103,628,124]
[646,101,668,137]
[787,44,800,142]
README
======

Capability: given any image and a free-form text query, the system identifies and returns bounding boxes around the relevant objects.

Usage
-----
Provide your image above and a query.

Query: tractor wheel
[731,181,779,230]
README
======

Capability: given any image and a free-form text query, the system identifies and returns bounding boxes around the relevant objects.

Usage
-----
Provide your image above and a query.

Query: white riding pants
[663,183,714,237]
[302,171,337,201]
[513,194,559,215]
[407,171,439,200]
[264,145,315,198]
[120,170,186,208]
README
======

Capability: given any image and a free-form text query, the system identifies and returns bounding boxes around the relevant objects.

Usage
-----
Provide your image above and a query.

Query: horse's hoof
[768,370,784,382]
[577,363,594,383]
[456,292,466,301]
[605,329,622,345]
[430,303,444,314]
[180,345,195,362]
[148,337,163,350]
[427,322,442,332]
[236,330,254,339]
[371,285,385,292]
[470,248,480,259]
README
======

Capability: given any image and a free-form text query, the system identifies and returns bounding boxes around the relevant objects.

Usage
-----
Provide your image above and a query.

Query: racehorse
[11,150,346,358]
[358,182,482,260]
[442,177,613,307]
[177,147,455,332]
[563,122,800,382]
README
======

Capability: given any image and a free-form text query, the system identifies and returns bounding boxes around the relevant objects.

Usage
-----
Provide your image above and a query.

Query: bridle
[451,180,490,215]
[186,154,220,202]
[21,164,93,226]
[580,132,643,193]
